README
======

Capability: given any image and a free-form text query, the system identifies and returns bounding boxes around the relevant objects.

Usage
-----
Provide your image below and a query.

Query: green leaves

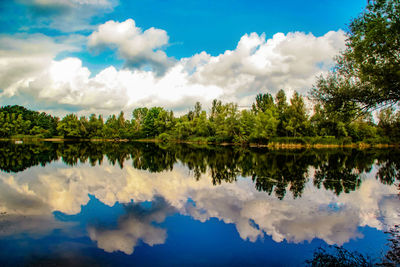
[57,114,83,138]
[252,93,275,114]
[312,0,400,112]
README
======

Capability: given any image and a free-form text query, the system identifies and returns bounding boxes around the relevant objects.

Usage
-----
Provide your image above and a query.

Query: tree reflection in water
[0,141,399,199]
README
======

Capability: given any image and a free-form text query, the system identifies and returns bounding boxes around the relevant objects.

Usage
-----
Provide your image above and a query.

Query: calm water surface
[0,141,398,266]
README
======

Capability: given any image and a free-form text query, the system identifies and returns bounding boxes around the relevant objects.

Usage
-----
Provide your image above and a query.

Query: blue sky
[0,0,367,116]
[112,0,366,56]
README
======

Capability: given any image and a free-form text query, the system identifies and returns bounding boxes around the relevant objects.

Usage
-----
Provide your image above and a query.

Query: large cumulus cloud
[188,30,346,103]
[0,33,81,97]
[0,20,346,116]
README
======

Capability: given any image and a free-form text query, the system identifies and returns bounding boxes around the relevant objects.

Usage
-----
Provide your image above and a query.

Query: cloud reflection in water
[0,159,398,254]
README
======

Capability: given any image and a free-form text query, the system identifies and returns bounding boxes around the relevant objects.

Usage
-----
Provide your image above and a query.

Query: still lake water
[0,141,398,266]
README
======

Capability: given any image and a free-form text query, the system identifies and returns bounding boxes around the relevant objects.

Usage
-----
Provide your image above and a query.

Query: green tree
[210,99,222,122]
[194,101,202,118]
[57,114,84,138]
[155,109,174,135]
[212,102,240,142]
[275,89,289,136]
[310,103,351,138]
[286,92,309,137]
[143,107,164,137]
[103,115,119,138]
[79,116,89,138]
[252,109,278,142]
[239,110,256,142]
[0,105,58,137]
[193,111,212,137]
[252,93,275,114]
[132,107,148,135]
[311,0,400,112]
[348,114,377,141]
[117,111,128,138]
[174,120,192,140]
[377,107,400,140]
[87,114,104,138]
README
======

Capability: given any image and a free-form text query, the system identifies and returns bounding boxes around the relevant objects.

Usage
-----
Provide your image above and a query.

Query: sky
[0,0,367,117]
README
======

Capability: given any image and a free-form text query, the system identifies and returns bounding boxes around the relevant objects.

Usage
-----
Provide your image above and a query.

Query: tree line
[0,90,399,144]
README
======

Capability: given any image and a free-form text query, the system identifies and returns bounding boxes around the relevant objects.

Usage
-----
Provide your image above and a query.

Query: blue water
[0,194,389,266]
[0,143,398,266]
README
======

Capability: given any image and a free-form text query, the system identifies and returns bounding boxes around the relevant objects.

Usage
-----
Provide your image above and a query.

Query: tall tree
[311,0,400,112]
[87,114,104,138]
[377,107,400,140]
[143,107,164,137]
[194,102,202,118]
[132,107,148,133]
[252,109,278,142]
[57,114,84,138]
[252,93,275,114]
[239,110,256,142]
[104,115,119,138]
[286,92,309,137]
[275,89,289,136]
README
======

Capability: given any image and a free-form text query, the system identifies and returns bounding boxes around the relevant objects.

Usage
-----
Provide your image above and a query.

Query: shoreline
[1,137,399,149]
[135,139,399,149]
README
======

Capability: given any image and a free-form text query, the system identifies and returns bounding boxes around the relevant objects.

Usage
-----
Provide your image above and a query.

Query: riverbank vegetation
[0,90,399,145]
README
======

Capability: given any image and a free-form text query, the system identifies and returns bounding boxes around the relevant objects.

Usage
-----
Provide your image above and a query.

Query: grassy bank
[134,136,399,149]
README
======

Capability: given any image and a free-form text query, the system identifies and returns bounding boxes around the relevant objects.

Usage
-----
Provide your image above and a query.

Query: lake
[0,141,398,266]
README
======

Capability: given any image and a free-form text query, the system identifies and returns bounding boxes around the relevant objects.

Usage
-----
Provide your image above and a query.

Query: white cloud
[22,58,130,111]
[0,34,81,97]
[88,19,174,75]
[188,31,346,102]
[0,174,73,238]
[3,57,223,116]
[183,178,365,245]
[1,27,346,116]
[88,199,173,254]
[88,217,167,254]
